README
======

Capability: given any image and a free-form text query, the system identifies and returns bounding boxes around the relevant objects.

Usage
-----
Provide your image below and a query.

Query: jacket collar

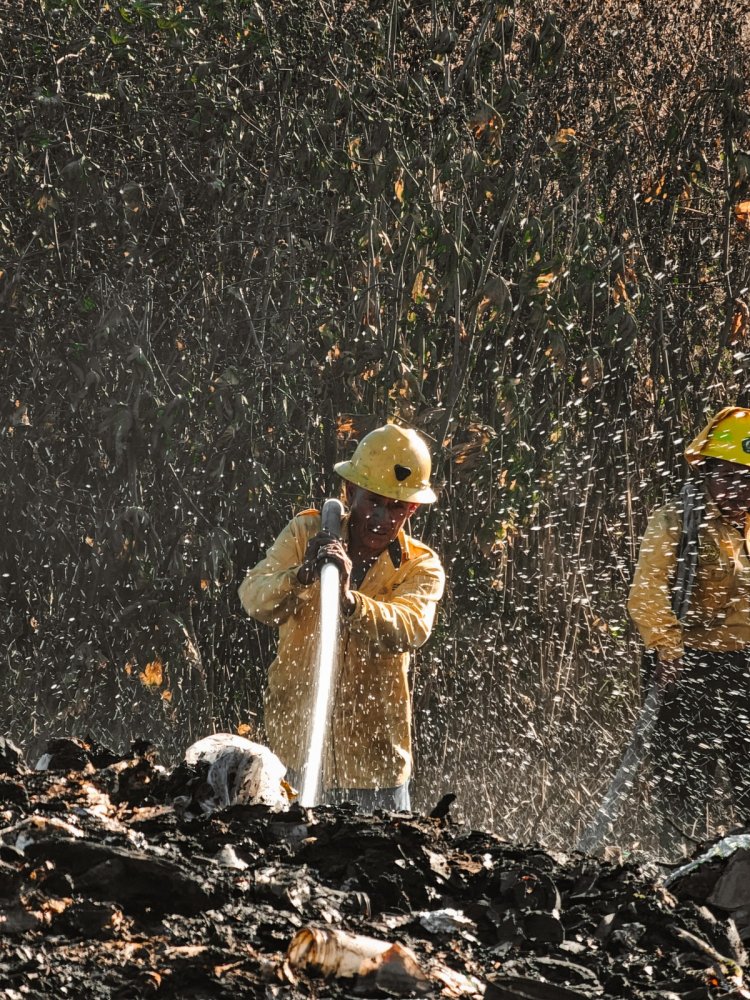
[389,532,407,568]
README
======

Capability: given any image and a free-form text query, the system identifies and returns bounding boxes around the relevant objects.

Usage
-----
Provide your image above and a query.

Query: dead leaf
[644,173,668,204]
[470,107,500,142]
[281,778,298,799]
[446,423,495,472]
[550,127,575,152]
[612,273,628,305]
[394,175,404,203]
[337,416,355,438]
[139,658,163,688]
[735,200,750,231]
[336,413,380,442]
[729,300,750,345]
[535,271,558,292]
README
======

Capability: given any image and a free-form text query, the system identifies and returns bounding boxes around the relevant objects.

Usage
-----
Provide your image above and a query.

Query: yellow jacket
[238,510,445,789]
[628,494,750,660]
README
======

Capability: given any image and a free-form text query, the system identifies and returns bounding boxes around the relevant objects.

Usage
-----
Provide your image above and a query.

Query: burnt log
[24,837,228,915]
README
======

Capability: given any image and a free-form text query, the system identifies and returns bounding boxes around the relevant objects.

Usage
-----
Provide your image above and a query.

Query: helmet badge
[394,464,412,482]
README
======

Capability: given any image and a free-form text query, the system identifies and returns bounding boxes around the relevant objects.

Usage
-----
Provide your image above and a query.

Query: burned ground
[0,738,748,999]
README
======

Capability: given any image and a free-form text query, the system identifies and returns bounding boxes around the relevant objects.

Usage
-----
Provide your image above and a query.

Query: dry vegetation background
[2,0,750,847]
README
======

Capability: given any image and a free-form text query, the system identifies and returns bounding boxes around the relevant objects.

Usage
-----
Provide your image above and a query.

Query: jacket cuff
[344,590,366,622]
[648,630,684,661]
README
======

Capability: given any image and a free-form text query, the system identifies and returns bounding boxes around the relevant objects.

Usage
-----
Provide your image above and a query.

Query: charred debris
[0,735,748,1000]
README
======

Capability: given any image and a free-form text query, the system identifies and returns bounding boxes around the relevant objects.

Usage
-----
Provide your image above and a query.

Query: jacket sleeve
[346,555,445,654]
[627,504,684,660]
[238,517,315,626]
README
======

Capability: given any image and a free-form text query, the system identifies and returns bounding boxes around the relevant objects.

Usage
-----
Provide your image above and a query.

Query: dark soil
[0,737,747,999]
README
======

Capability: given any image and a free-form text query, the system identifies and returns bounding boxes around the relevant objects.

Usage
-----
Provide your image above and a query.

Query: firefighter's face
[705,459,750,515]
[346,485,419,553]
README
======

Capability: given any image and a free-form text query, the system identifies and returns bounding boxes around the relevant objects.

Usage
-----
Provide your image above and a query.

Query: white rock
[419,908,477,936]
[214,844,249,870]
[183,733,289,813]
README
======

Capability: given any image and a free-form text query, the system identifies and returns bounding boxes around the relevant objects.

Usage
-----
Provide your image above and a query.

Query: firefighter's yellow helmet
[334,425,437,503]
[685,406,750,468]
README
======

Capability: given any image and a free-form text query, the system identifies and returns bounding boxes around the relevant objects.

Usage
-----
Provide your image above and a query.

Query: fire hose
[300,498,344,807]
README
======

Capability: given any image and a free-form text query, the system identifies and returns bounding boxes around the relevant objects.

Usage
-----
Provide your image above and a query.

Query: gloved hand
[297,531,353,594]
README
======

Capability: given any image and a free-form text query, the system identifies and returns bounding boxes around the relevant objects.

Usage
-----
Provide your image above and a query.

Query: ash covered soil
[0,737,747,1000]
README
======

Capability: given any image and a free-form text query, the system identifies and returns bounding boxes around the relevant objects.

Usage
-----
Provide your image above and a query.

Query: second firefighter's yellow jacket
[628,494,750,660]
[238,510,445,789]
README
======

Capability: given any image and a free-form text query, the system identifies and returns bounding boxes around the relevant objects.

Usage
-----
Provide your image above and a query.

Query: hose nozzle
[321,498,344,539]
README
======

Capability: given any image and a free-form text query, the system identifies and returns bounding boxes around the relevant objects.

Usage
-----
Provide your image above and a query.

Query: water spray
[299,498,344,808]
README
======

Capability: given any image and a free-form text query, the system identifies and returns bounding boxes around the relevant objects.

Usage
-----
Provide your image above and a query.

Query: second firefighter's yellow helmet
[334,424,437,503]
[684,406,750,468]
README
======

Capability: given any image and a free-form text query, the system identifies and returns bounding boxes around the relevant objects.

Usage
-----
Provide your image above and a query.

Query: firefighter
[238,424,445,811]
[628,406,750,842]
